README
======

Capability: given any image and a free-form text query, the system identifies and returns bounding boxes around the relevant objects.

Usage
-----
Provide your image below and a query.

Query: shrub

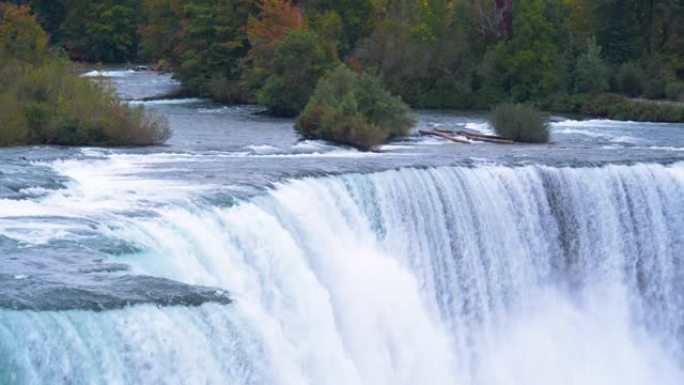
[0,94,28,145]
[616,62,645,97]
[491,103,550,143]
[665,81,684,102]
[295,65,415,149]
[207,76,248,104]
[645,78,667,99]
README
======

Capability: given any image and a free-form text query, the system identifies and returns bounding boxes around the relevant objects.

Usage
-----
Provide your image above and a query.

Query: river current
[1,69,683,384]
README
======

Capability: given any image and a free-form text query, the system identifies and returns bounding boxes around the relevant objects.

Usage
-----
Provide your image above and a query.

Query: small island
[0,4,169,147]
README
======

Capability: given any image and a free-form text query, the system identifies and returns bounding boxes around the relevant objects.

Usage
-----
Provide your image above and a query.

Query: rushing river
[1,69,683,384]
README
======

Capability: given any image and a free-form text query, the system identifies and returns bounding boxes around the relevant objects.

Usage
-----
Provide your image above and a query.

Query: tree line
[6,0,684,119]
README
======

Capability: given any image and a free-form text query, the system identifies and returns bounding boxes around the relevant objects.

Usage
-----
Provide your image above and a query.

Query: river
[1,69,683,384]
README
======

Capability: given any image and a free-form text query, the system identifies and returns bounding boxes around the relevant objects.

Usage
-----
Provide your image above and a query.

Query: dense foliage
[0,4,169,146]
[296,65,415,149]
[8,0,684,120]
[491,103,550,143]
[545,93,684,122]
[242,1,337,116]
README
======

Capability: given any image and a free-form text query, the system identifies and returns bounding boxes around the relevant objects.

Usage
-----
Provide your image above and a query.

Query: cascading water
[2,160,683,385]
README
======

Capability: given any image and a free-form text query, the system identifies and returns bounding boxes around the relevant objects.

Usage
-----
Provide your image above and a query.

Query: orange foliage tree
[246,0,305,49]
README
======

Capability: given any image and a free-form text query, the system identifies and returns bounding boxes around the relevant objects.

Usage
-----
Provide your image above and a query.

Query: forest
[5,0,684,122]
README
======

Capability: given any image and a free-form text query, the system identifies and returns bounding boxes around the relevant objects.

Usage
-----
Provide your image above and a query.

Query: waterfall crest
[2,163,683,384]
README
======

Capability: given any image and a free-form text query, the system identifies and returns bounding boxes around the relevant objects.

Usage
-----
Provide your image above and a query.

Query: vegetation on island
[0,4,169,147]
[296,65,415,149]
[4,0,684,144]
[492,104,549,143]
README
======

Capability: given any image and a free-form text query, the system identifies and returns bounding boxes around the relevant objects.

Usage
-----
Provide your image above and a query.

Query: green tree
[177,1,251,99]
[617,62,646,96]
[353,0,476,108]
[302,0,375,55]
[596,0,641,63]
[139,0,253,101]
[138,0,182,62]
[241,0,337,115]
[497,0,565,101]
[257,29,337,116]
[241,0,305,94]
[574,37,609,93]
[562,0,598,50]
[0,2,48,64]
[57,0,141,62]
[7,0,67,43]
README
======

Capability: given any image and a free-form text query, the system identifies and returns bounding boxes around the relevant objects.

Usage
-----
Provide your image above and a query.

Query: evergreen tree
[575,37,609,93]
[596,0,641,63]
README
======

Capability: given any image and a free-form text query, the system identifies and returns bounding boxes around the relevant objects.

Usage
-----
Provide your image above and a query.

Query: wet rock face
[0,273,231,311]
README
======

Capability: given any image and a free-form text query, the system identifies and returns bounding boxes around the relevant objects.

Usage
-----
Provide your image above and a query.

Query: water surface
[1,69,683,385]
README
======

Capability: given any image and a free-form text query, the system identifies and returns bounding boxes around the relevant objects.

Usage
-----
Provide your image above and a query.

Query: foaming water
[3,67,684,384]
[81,69,135,78]
[128,98,205,106]
[3,161,682,384]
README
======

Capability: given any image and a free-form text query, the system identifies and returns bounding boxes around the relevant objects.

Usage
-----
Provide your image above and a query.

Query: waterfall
[1,162,683,384]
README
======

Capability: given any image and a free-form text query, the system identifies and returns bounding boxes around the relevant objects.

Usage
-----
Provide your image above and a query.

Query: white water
[81,70,136,78]
[2,161,684,384]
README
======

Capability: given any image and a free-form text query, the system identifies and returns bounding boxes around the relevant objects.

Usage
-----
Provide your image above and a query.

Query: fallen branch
[456,129,515,144]
[456,129,502,139]
[419,130,471,144]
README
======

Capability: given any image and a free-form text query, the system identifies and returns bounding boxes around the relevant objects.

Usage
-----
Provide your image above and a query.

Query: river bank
[94,63,684,126]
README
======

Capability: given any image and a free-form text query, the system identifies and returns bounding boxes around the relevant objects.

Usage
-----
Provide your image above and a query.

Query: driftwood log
[420,128,516,144]
[456,130,514,144]
[419,130,471,144]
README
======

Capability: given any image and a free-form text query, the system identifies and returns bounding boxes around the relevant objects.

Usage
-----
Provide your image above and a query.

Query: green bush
[295,65,415,149]
[207,76,247,104]
[645,78,667,99]
[0,93,28,145]
[616,62,645,97]
[491,103,550,143]
[665,81,684,102]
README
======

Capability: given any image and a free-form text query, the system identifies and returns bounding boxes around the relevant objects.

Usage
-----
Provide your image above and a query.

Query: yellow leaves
[0,4,49,64]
